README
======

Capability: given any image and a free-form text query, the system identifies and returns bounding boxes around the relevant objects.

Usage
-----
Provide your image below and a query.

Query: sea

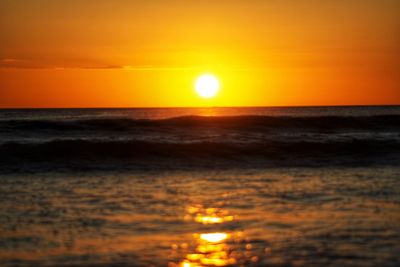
[0,106,399,267]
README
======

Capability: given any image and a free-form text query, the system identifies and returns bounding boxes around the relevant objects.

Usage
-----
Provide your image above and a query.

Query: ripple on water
[0,167,399,266]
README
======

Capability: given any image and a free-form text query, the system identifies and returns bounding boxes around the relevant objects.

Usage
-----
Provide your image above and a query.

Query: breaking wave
[1,115,399,171]
[1,115,400,131]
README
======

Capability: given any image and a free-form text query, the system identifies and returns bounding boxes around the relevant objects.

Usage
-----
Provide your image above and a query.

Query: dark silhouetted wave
[1,114,399,172]
[1,138,399,172]
[1,115,400,132]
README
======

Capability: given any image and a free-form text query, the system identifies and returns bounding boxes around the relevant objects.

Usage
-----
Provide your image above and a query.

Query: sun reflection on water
[198,233,229,243]
[185,205,234,225]
[175,231,237,267]
[170,204,256,267]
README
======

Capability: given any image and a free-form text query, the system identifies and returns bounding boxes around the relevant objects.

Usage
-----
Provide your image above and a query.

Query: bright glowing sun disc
[195,74,220,98]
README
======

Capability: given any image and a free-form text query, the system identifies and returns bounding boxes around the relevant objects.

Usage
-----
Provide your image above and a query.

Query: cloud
[121,65,194,71]
[2,58,20,63]
[0,59,274,72]
[0,59,195,71]
[0,58,31,68]
[0,58,121,70]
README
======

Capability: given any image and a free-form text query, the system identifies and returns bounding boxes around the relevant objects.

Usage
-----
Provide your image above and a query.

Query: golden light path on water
[2,169,398,266]
[169,204,259,267]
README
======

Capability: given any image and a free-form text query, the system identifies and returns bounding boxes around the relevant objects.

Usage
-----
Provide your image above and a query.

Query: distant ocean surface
[0,106,399,267]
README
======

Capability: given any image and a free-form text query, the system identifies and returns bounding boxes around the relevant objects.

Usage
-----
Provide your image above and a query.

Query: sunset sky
[0,0,399,108]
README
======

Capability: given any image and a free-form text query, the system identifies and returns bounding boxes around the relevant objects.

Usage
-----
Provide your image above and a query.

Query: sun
[195,74,220,98]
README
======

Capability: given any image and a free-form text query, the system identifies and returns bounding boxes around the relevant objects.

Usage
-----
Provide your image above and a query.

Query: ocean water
[0,106,399,267]
[1,106,400,171]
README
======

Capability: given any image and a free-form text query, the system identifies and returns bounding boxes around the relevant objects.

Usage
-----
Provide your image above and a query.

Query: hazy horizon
[1,104,400,110]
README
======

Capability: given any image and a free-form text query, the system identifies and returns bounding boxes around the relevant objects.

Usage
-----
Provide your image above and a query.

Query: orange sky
[0,0,399,108]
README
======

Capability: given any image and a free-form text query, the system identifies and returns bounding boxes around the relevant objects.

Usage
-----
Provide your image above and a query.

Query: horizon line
[0,104,399,110]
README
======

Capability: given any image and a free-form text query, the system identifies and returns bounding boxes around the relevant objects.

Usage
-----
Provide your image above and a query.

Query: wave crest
[1,139,399,171]
[2,115,400,132]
